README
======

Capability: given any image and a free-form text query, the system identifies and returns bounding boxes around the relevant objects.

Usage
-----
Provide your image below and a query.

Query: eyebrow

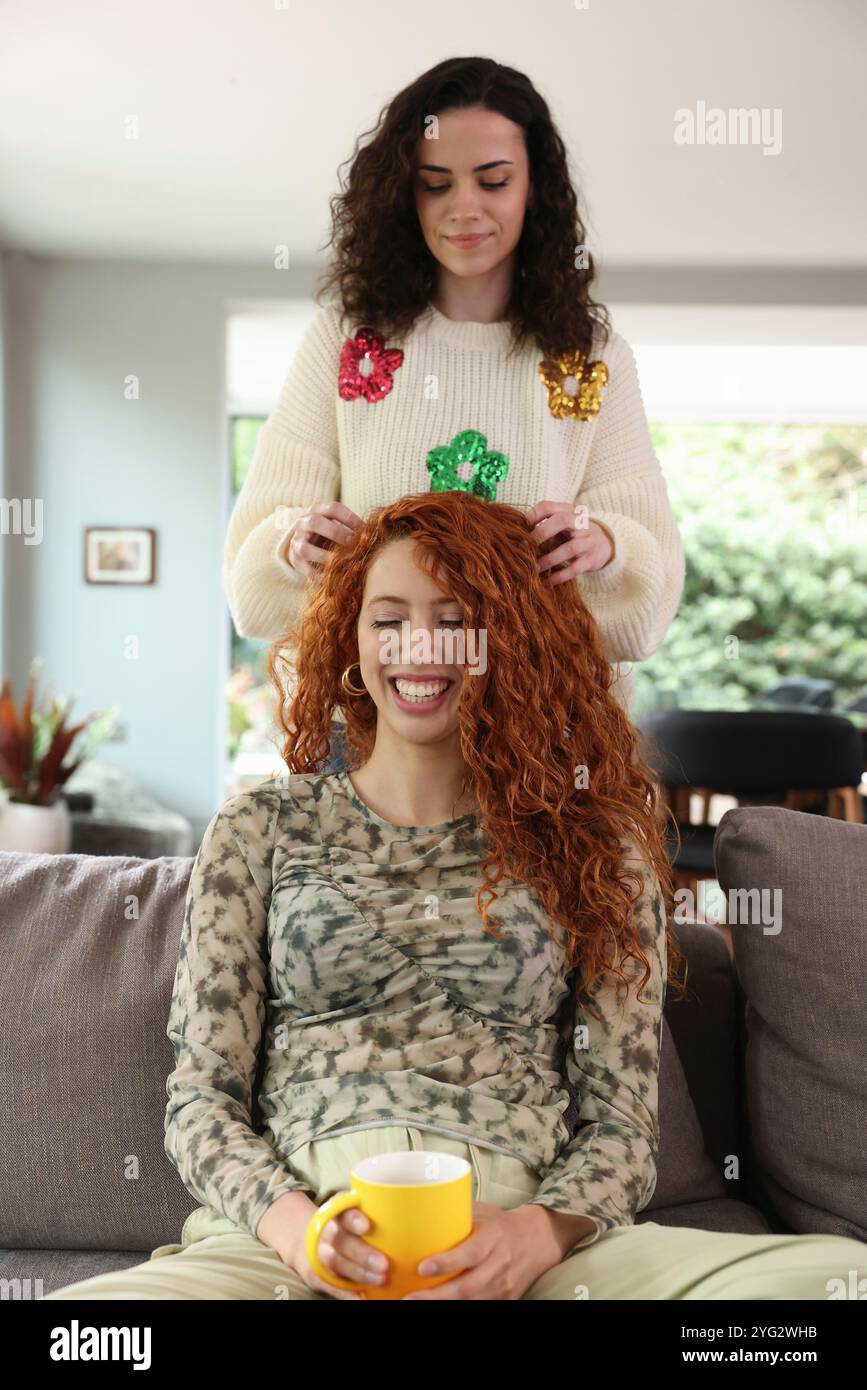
[366,595,460,606]
[416,160,514,174]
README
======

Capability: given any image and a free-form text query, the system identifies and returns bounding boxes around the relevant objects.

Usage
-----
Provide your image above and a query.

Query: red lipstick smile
[387,676,456,715]
[447,233,490,249]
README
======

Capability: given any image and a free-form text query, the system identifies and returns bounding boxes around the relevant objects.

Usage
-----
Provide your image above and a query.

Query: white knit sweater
[223,300,685,712]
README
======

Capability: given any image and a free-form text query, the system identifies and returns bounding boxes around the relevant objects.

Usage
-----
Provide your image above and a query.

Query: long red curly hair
[267,491,687,1016]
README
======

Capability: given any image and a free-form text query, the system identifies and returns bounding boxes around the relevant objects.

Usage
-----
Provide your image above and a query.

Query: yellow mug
[305,1150,473,1300]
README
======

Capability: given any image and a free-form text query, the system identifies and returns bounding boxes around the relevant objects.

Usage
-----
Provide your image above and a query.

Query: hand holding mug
[286,501,362,578]
[287,1206,381,1300]
[304,1150,473,1300]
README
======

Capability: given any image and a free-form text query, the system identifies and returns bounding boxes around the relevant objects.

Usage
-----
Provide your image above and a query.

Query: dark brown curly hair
[267,491,687,1018]
[314,56,612,364]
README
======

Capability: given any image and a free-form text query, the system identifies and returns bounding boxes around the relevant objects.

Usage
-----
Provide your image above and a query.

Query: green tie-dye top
[164,769,666,1253]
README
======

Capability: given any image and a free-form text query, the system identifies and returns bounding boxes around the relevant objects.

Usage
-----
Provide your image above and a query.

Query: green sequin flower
[425,429,510,502]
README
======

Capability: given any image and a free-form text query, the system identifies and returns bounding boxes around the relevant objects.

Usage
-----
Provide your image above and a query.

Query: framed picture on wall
[84,527,156,585]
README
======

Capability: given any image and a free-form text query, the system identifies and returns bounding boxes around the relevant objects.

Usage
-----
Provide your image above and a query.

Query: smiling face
[412,105,532,284]
[356,538,467,750]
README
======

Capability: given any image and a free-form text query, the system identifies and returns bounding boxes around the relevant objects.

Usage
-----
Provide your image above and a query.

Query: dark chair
[754,676,835,710]
[636,709,865,900]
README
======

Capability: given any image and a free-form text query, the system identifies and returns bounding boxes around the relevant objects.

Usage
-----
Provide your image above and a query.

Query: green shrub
[633,423,867,718]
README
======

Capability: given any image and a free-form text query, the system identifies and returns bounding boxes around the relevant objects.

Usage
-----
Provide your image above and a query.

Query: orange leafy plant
[0,666,117,807]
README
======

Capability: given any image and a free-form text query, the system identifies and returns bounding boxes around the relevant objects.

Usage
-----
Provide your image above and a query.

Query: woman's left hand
[400,1201,553,1300]
[525,500,614,584]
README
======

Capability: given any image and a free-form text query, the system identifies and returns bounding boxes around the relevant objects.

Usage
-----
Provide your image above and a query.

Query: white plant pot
[0,796,72,853]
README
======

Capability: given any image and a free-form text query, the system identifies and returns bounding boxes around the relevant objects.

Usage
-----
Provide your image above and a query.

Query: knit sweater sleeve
[163,792,313,1238]
[525,848,666,1254]
[222,305,343,641]
[573,332,685,664]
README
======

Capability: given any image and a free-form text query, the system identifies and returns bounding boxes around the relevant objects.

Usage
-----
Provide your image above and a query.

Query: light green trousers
[42,1125,866,1301]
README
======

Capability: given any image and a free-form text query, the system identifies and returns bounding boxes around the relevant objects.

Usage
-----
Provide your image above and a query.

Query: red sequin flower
[338,327,404,402]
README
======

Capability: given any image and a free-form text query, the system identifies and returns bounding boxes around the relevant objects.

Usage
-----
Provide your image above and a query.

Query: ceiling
[1,0,864,267]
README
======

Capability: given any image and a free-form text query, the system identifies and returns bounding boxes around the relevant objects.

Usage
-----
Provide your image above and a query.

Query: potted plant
[0,660,120,853]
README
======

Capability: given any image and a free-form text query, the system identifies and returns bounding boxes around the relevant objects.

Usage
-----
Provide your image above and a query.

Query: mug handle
[305,1190,369,1291]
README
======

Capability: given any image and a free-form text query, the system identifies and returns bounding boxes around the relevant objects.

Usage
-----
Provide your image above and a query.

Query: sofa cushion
[0,849,199,1250]
[714,806,867,1242]
[648,1019,728,1213]
[1,1249,148,1300]
[663,921,741,1185]
[554,921,736,1219]
[638,1198,770,1236]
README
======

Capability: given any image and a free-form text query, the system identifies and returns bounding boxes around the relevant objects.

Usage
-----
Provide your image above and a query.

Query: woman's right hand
[286,1204,390,1300]
[286,502,362,578]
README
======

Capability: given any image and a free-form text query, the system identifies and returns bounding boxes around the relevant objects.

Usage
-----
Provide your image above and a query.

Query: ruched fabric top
[164,770,666,1254]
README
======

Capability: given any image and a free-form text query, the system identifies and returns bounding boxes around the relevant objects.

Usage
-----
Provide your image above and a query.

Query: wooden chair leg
[672,866,695,895]
[785,787,860,818]
[661,783,680,822]
[828,786,864,823]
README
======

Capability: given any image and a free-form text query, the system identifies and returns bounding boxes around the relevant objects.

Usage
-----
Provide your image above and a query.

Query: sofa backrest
[714,805,867,1245]
[0,849,199,1250]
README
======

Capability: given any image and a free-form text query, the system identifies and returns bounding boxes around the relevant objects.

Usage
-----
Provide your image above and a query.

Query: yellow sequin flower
[537,350,609,421]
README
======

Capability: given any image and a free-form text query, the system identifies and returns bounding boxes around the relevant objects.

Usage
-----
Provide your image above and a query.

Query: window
[224,302,317,789]
[621,324,867,722]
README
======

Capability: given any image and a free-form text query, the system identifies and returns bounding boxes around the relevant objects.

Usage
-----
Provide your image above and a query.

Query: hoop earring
[340,662,367,696]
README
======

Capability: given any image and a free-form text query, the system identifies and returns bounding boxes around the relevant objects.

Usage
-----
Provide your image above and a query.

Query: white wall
[1,250,317,841]
[0,255,6,668]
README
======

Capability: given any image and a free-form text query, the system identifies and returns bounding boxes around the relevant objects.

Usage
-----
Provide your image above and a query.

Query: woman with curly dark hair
[223,56,685,761]
[47,493,867,1300]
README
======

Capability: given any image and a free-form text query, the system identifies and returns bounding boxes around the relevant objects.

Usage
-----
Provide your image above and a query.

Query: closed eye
[422,181,510,193]
[371,618,464,628]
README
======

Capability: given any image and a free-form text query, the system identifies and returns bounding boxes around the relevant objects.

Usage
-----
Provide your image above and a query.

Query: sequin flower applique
[426,429,510,502]
[338,327,404,402]
[537,349,609,420]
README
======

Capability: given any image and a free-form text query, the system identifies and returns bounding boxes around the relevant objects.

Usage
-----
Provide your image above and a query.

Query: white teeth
[393,678,450,701]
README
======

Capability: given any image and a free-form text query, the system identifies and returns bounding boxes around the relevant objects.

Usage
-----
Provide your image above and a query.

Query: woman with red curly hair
[45,494,867,1302]
[222,56,685,760]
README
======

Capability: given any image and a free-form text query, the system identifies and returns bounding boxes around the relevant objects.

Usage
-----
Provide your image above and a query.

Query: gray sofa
[1,804,864,1298]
